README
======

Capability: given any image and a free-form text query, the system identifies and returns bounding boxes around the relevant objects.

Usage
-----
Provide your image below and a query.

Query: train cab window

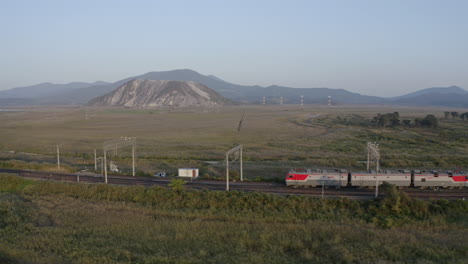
[448,173,453,177]
[433,172,438,177]
[288,175,293,178]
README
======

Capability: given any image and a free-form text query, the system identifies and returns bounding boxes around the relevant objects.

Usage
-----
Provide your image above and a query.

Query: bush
[168,179,187,192]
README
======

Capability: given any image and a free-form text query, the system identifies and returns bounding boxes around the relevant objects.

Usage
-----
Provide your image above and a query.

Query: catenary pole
[104,149,107,184]
[57,145,60,170]
[226,154,229,191]
[240,146,243,182]
[94,149,97,171]
[132,144,135,176]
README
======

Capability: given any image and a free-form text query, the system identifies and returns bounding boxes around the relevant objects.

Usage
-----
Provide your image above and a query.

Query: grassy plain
[0,174,467,263]
[0,105,467,179]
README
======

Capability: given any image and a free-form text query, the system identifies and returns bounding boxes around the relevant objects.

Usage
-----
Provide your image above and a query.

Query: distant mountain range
[0,69,467,107]
[386,86,468,107]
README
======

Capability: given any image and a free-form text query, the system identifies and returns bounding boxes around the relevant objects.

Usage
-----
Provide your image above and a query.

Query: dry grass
[1,105,467,178]
[0,174,467,263]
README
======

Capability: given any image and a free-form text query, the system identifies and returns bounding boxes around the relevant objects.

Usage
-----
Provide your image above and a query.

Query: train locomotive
[286,169,468,188]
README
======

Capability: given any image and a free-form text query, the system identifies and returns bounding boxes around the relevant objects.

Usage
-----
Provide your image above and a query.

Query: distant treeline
[337,112,437,128]
[336,111,468,128]
[372,112,439,128]
[444,111,468,120]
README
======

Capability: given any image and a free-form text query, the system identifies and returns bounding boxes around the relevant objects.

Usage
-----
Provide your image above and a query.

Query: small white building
[178,168,199,178]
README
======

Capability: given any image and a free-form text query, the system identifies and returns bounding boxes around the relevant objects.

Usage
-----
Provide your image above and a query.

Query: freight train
[286,169,468,188]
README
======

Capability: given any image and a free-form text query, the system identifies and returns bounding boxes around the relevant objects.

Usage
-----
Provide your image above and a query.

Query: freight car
[286,169,468,188]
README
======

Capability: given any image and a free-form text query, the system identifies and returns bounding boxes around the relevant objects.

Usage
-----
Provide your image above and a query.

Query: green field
[0,105,467,179]
[0,174,467,263]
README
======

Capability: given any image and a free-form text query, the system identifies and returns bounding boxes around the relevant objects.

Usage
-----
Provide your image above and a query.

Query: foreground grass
[0,174,467,263]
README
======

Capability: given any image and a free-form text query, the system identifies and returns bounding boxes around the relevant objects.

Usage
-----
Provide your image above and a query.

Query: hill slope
[387,86,468,107]
[392,86,467,99]
[0,81,109,100]
[88,79,230,107]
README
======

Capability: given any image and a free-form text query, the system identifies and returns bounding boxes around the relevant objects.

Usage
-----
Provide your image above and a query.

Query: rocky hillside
[88,79,230,107]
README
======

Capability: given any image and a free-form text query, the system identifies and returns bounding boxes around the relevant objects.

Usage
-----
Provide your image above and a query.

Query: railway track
[1,169,467,200]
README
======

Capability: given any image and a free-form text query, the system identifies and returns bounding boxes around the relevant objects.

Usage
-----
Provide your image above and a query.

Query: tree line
[336,111,467,128]
[372,112,439,128]
[443,111,468,120]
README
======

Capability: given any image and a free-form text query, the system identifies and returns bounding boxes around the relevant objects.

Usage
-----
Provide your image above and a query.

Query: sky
[1,0,467,97]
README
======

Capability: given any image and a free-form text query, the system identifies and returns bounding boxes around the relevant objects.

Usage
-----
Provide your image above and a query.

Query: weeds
[0,174,466,263]
[1,106,467,179]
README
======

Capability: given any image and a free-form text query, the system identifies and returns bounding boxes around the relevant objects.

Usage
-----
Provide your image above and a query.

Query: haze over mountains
[0,69,467,107]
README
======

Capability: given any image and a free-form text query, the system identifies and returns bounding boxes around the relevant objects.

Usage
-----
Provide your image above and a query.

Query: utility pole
[225,144,243,191]
[56,145,60,170]
[226,153,229,191]
[322,178,325,199]
[375,175,379,198]
[237,112,245,133]
[96,157,104,176]
[94,149,97,171]
[104,149,107,184]
[132,144,135,177]
[367,148,371,172]
[240,146,243,182]
[367,142,380,172]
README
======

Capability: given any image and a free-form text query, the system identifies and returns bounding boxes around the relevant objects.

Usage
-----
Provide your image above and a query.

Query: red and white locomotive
[286,168,468,188]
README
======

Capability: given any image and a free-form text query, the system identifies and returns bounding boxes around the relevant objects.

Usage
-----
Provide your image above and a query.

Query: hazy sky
[1,0,467,96]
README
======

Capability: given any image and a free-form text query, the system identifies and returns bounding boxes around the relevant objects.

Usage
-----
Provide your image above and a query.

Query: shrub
[168,179,187,193]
